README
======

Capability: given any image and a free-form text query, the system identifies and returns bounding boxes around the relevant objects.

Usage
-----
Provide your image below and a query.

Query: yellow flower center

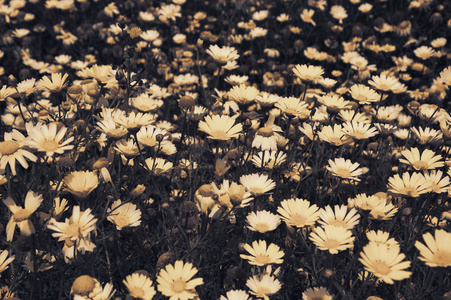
[131,287,145,298]
[289,215,306,227]
[323,239,340,250]
[257,287,272,297]
[209,130,230,140]
[112,215,129,229]
[71,275,96,296]
[65,224,81,238]
[334,168,352,179]
[255,254,271,265]
[257,127,274,138]
[254,223,269,233]
[0,141,21,156]
[40,140,59,152]
[329,219,347,228]
[372,260,391,276]
[13,208,32,222]
[400,187,418,197]
[432,250,451,267]
[171,279,187,294]
[412,161,428,170]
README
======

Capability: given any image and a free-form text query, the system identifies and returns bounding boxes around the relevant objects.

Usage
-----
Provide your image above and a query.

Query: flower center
[171,279,187,294]
[112,215,129,229]
[432,250,451,266]
[40,140,59,152]
[401,187,418,197]
[0,140,21,156]
[65,224,81,238]
[210,130,229,140]
[335,168,352,179]
[131,287,145,298]
[13,208,32,222]
[323,239,340,250]
[289,215,306,227]
[254,223,269,233]
[372,260,391,276]
[329,219,347,228]
[257,287,272,297]
[257,127,274,138]
[412,161,429,170]
[255,254,271,265]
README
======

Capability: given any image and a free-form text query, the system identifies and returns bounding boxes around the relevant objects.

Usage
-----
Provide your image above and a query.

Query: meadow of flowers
[0,0,450,299]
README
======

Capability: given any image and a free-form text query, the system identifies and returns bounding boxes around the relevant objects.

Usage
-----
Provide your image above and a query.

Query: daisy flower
[251,151,286,169]
[366,230,399,249]
[240,240,284,266]
[317,94,351,112]
[415,229,451,267]
[3,191,43,241]
[368,74,401,93]
[47,206,97,243]
[351,194,385,211]
[157,260,203,300]
[0,129,37,176]
[38,73,69,92]
[115,112,156,132]
[0,250,15,274]
[326,158,363,181]
[246,274,281,300]
[220,290,251,300]
[411,127,443,145]
[25,122,74,157]
[292,64,324,84]
[16,78,36,96]
[0,85,16,101]
[275,97,310,119]
[348,84,381,104]
[387,172,430,198]
[439,66,451,86]
[107,200,142,230]
[399,148,444,170]
[206,45,240,65]
[422,170,450,194]
[318,124,352,146]
[240,173,276,196]
[330,5,347,23]
[342,121,378,140]
[277,198,320,228]
[95,119,128,139]
[144,157,173,175]
[302,287,333,300]
[198,115,242,141]
[359,243,411,284]
[123,272,156,300]
[369,202,398,221]
[246,211,281,233]
[227,84,259,106]
[318,205,360,229]
[63,171,99,199]
[309,225,355,254]
[114,139,140,158]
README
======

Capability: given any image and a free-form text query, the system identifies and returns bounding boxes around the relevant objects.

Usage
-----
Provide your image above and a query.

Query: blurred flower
[309,225,355,254]
[157,260,203,300]
[0,250,15,274]
[3,191,43,241]
[330,5,347,24]
[0,85,16,101]
[38,73,69,93]
[359,243,411,284]
[16,78,36,96]
[439,66,451,86]
[144,157,173,175]
[414,46,435,60]
[300,9,316,26]
[415,229,451,267]
[366,230,399,249]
